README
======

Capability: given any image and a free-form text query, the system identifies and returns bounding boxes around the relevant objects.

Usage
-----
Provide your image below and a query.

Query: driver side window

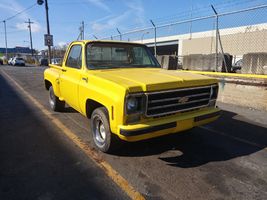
[66,45,82,69]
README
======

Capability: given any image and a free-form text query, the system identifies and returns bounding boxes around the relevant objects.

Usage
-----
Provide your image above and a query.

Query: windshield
[86,42,160,69]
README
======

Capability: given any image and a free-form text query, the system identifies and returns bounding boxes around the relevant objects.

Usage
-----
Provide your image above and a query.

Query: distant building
[0,46,33,55]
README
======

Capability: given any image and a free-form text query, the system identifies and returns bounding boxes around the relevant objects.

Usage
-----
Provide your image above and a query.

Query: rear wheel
[91,107,119,153]
[48,86,65,111]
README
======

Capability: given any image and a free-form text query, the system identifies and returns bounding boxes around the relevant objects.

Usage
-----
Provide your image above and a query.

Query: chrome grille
[145,85,217,117]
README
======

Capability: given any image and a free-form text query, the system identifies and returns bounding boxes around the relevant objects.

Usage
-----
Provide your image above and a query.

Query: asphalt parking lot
[0,65,267,200]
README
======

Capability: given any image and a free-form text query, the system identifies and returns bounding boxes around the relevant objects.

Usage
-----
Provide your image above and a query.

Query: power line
[1,3,37,58]
[1,3,37,22]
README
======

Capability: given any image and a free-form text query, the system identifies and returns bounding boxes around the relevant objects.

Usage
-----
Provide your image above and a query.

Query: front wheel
[91,107,119,153]
[48,86,65,111]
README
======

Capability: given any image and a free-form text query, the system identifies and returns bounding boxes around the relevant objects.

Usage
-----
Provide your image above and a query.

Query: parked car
[11,57,25,66]
[8,58,14,65]
[39,58,48,66]
[44,40,220,153]
[51,58,62,65]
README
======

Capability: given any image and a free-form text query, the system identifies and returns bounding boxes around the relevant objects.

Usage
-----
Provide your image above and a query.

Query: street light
[37,0,52,64]
[141,31,149,43]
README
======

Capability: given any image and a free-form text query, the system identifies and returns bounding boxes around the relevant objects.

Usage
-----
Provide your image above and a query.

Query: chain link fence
[101,4,267,75]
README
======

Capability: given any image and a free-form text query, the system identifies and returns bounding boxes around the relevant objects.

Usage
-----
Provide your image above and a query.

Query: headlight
[127,97,138,111]
[125,94,145,114]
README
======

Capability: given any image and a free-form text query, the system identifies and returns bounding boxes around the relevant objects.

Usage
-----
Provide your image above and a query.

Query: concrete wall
[242,53,267,74]
[182,54,232,72]
[216,78,267,111]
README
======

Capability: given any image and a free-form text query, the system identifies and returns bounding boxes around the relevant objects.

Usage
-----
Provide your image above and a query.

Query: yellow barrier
[182,70,267,79]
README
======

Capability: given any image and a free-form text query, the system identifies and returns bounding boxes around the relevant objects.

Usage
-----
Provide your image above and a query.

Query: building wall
[181,29,267,56]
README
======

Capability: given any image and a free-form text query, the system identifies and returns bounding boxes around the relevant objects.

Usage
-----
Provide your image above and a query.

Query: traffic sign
[44,34,53,46]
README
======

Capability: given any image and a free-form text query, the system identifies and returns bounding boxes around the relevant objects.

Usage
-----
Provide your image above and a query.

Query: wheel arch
[44,79,52,90]
[85,99,109,119]
[44,78,61,98]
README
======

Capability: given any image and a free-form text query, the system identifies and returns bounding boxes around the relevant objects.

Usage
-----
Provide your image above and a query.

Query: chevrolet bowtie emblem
[179,96,189,104]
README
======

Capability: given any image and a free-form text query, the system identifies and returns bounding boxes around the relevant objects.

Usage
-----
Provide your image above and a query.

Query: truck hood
[91,68,217,93]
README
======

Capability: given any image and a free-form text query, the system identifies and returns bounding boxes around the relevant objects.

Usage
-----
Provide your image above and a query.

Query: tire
[48,86,65,111]
[91,107,119,153]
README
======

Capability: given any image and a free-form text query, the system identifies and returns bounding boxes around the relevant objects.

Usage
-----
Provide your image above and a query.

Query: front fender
[44,68,61,98]
[79,80,126,134]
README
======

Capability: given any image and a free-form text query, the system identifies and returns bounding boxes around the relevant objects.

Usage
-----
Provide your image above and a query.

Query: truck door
[60,44,82,112]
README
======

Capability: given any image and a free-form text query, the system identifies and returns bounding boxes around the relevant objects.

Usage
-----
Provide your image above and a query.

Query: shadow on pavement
[0,74,128,200]
[62,106,78,113]
[115,110,267,168]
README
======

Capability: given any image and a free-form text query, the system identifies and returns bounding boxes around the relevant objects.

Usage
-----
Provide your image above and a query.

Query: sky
[0,0,266,50]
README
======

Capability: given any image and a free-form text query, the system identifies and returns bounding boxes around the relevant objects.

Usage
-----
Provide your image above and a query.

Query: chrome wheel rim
[93,117,106,146]
[49,88,55,107]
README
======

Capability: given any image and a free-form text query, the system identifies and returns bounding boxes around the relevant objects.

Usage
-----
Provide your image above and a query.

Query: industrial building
[141,22,267,62]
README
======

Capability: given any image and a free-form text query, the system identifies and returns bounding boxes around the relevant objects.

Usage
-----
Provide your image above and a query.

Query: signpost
[44,34,53,46]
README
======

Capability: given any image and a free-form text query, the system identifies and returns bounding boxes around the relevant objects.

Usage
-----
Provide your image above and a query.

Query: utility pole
[77,32,81,40]
[82,21,84,40]
[150,20,157,57]
[78,21,84,40]
[78,27,82,40]
[25,19,34,56]
[3,20,8,59]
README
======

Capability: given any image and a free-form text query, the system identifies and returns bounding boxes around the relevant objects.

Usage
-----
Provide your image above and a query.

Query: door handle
[82,77,88,82]
[62,69,67,72]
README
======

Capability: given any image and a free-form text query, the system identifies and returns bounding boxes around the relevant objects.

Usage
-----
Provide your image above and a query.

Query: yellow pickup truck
[44,40,220,152]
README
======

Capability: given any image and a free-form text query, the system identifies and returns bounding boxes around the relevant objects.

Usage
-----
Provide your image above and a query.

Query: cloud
[87,0,110,12]
[91,11,131,33]
[57,41,68,47]
[92,14,114,23]
[0,0,42,33]
[125,0,146,28]
[89,0,146,36]
[15,23,41,33]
